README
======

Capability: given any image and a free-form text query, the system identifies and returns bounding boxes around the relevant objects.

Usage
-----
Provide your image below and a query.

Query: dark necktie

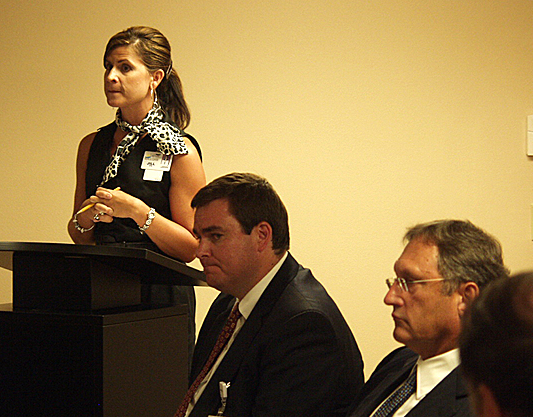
[373,367,417,417]
[174,302,242,417]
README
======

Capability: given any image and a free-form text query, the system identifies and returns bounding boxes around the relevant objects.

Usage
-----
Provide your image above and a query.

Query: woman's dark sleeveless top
[85,119,201,367]
[85,119,202,247]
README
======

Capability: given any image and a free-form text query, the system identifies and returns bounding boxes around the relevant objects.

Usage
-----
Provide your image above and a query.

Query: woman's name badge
[141,151,173,182]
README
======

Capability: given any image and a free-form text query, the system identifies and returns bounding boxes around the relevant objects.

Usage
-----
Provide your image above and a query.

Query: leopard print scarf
[99,99,189,186]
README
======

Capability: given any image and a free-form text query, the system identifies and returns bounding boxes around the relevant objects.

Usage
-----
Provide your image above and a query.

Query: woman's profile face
[104,45,153,115]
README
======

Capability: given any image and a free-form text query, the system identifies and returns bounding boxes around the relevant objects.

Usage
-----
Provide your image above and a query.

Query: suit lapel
[209,253,299,380]
[353,355,417,416]
[407,368,467,417]
[189,296,235,382]
[191,254,300,415]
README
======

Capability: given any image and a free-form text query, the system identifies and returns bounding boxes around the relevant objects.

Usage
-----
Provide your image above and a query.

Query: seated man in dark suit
[347,220,508,417]
[175,172,364,417]
[460,272,533,417]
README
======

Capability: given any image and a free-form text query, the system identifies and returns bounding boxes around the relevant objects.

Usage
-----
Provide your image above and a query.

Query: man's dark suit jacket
[188,253,364,417]
[347,347,473,417]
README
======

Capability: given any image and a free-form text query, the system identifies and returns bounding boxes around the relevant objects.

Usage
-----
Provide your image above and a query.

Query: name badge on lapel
[208,381,231,417]
[141,151,173,182]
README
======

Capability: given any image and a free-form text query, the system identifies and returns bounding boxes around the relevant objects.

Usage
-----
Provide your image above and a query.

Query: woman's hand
[90,187,144,224]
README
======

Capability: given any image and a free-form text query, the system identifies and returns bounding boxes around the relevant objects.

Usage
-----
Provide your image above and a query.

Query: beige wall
[1,0,533,377]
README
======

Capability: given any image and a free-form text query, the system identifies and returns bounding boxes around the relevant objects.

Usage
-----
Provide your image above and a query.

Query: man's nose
[196,239,210,259]
[384,284,402,306]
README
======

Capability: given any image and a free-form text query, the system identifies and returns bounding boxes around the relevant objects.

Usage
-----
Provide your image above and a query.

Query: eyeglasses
[386,277,445,292]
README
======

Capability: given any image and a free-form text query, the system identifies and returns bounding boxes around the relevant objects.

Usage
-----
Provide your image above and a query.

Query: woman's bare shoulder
[78,131,98,153]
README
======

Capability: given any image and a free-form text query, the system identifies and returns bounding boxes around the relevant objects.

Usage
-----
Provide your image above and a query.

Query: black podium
[0,242,207,417]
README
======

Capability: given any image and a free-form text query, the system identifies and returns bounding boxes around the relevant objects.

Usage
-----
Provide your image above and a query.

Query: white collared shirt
[186,252,288,416]
[371,348,460,417]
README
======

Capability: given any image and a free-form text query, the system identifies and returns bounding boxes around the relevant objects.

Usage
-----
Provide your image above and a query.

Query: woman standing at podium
[67,26,205,360]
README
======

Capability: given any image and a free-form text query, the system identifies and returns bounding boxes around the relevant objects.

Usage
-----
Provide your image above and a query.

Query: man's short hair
[460,273,533,417]
[191,172,290,255]
[404,220,508,294]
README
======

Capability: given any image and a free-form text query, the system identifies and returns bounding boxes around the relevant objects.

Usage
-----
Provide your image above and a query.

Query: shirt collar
[415,348,460,399]
[237,252,288,320]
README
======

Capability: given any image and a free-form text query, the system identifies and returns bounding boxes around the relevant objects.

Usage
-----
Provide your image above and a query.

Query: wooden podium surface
[0,242,206,417]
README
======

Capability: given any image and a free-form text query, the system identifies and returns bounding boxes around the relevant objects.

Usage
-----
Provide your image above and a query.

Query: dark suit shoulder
[260,261,360,360]
[271,268,333,316]
[242,255,363,416]
[372,346,418,376]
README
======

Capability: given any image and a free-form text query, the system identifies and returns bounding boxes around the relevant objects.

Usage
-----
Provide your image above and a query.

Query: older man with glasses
[347,219,508,417]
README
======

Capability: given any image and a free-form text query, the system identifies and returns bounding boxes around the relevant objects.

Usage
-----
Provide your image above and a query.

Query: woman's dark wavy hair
[104,26,190,129]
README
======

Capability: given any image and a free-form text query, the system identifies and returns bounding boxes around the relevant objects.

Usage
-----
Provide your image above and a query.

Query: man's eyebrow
[193,225,223,236]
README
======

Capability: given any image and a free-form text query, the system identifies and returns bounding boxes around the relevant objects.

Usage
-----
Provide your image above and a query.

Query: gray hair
[404,220,509,294]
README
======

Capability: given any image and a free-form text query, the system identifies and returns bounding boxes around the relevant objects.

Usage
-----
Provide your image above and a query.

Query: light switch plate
[527,116,533,156]
[531,204,533,240]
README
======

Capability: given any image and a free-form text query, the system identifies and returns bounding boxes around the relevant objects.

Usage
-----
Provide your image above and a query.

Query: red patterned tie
[174,302,242,417]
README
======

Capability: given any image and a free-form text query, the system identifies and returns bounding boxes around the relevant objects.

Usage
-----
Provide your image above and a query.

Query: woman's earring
[151,86,158,107]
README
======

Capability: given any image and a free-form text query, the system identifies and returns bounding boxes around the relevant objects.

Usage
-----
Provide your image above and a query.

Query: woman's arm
[90,137,206,262]
[67,132,98,244]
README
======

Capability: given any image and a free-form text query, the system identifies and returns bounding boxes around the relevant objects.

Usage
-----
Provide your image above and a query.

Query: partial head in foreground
[460,272,533,417]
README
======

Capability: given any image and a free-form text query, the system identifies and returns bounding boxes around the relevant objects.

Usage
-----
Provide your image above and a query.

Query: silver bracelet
[139,208,156,234]
[72,212,95,234]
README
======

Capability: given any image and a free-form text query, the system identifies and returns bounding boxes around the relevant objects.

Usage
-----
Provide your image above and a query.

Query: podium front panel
[0,304,188,417]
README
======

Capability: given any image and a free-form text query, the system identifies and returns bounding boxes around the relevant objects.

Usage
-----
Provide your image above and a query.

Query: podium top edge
[0,241,170,259]
[0,241,207,285]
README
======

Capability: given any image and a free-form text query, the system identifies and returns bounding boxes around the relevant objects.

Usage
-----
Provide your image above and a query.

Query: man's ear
[458,281,479,317]
[255,221,273,252]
